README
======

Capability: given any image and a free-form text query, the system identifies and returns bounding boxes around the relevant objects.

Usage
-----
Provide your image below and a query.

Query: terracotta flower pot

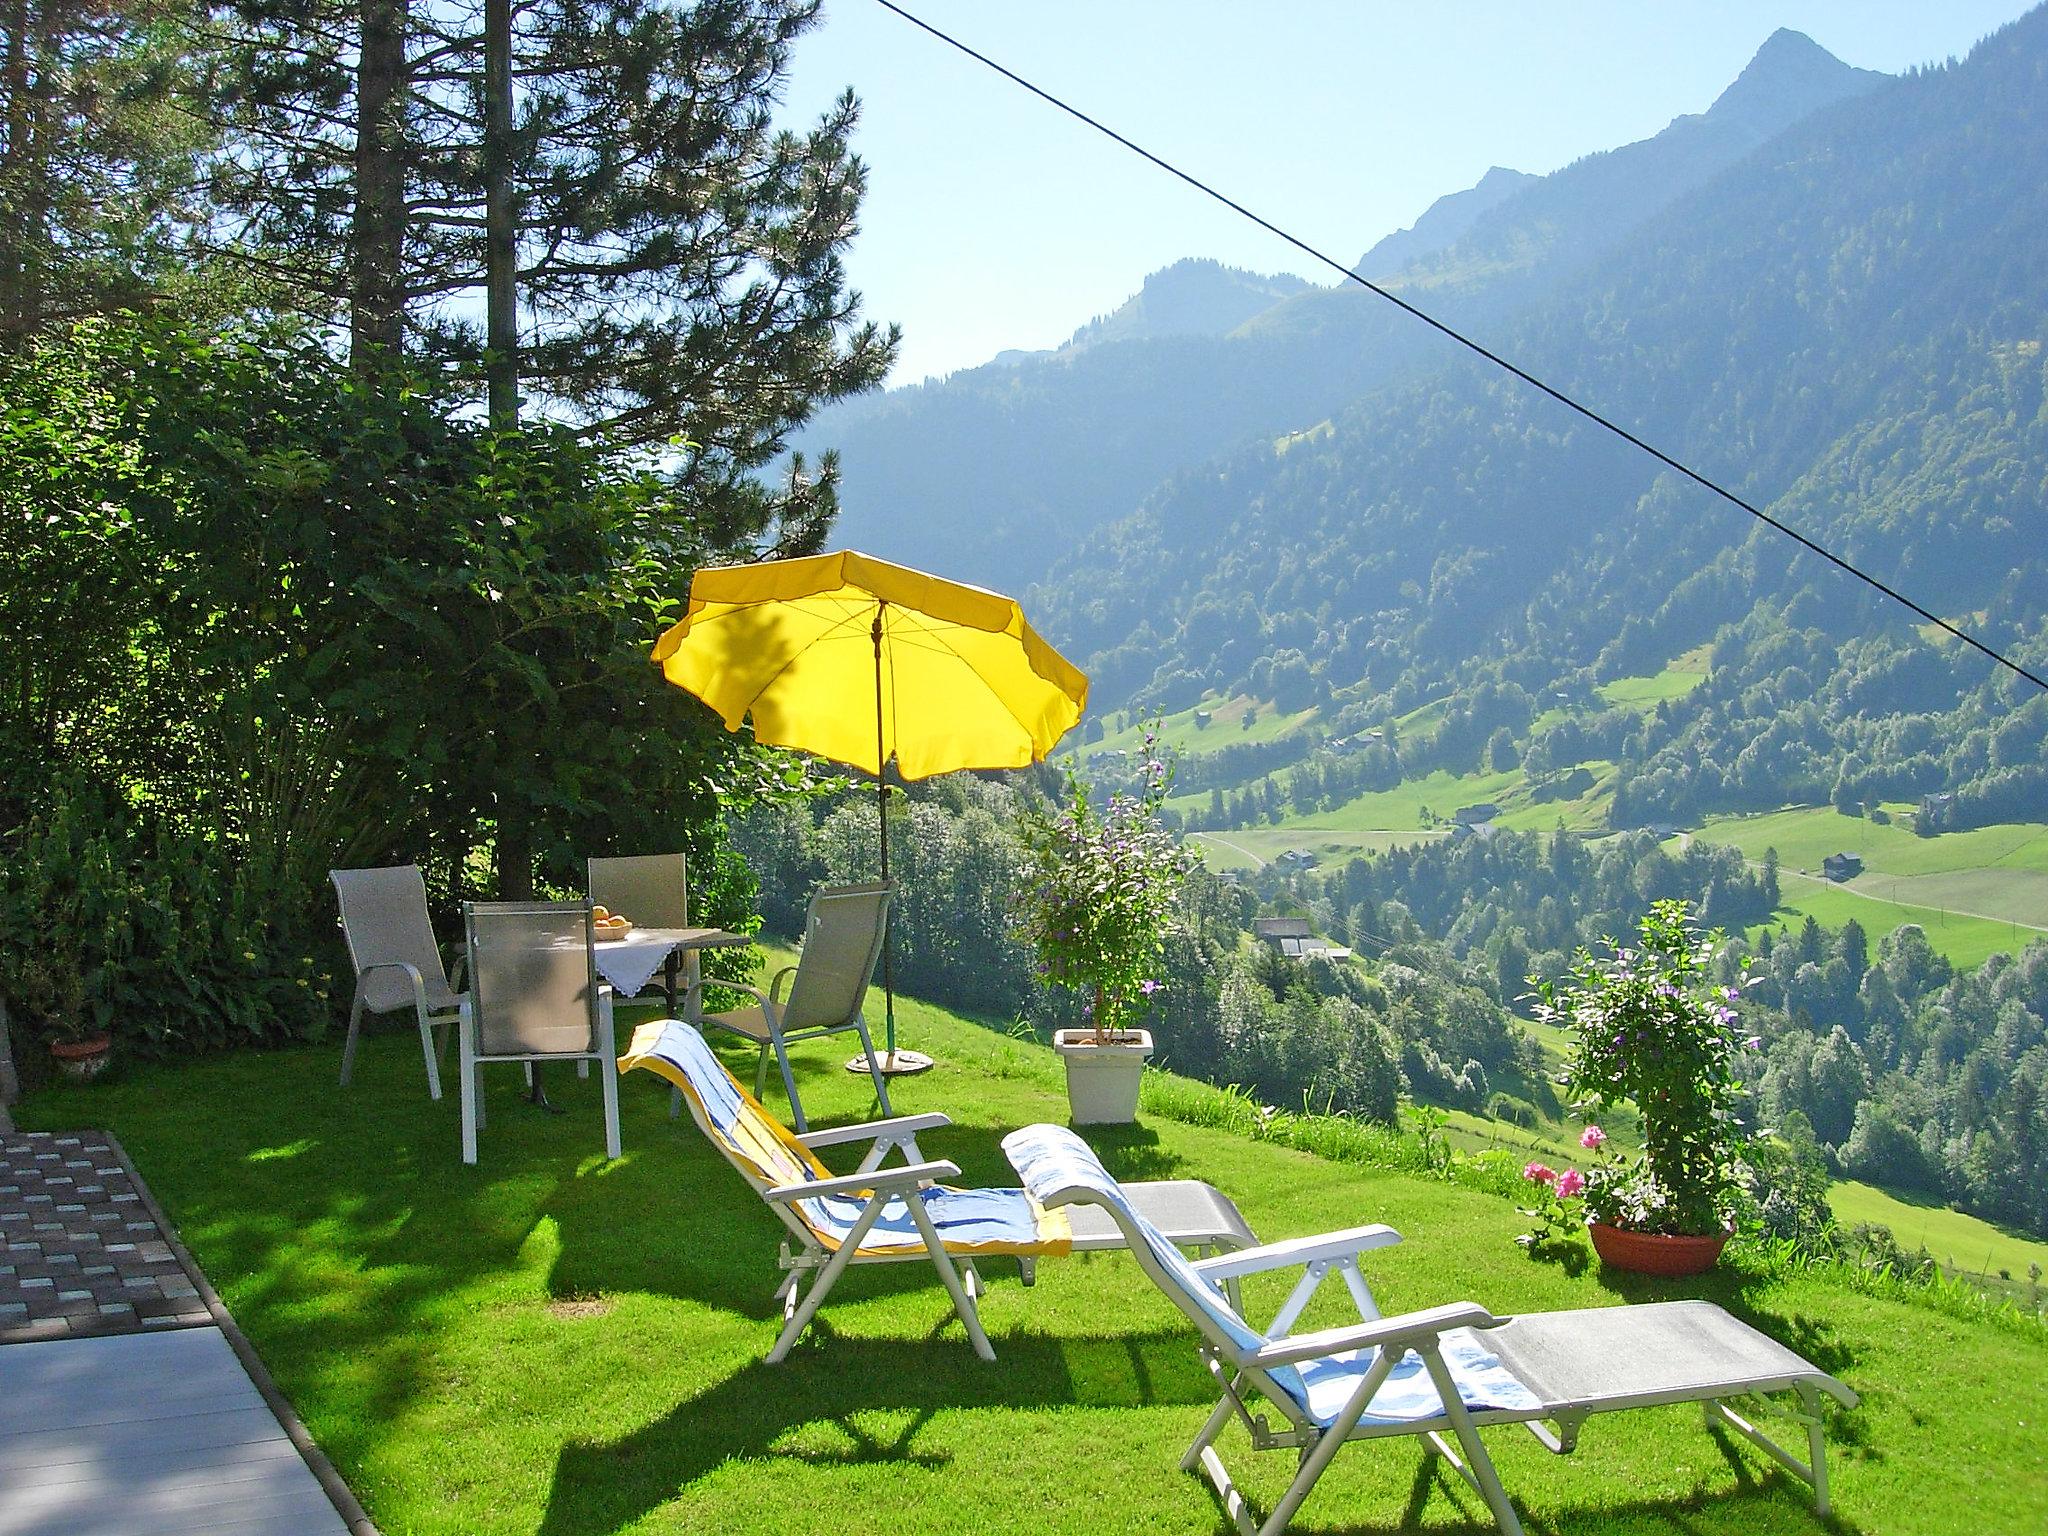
[50,1034,113,1083]
[1589,1221,1730,1277]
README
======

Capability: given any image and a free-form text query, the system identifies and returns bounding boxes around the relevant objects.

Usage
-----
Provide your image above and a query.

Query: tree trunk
[350,0,408,369]
[494,799,533,899]
[482,0,517,428]
[0,0,33,341]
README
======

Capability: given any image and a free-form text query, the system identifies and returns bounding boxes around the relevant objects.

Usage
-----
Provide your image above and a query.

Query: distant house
[1253,917,1312,943]
[1193,709,1213,727]
[1920,792,1955,822]
[1252,916,1351,962]
[1273,848,1318,870]
[1326,734,1359,754]
[1647,821,1681,840]
[1451,819,1497,843]
[1089,748,1129,765]
[1822,852,1864,882]
[1454,803,1499,824]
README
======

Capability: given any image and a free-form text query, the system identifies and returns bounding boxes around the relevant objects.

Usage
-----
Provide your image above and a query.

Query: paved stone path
[0,1131,210,1342]
[0,1128,373,1533]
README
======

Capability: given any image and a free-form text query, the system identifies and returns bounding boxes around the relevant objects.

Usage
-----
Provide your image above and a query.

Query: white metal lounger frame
[1021,1151,1857,1536]
[623,1025,1253,1365]
[676,1088,1256,1365]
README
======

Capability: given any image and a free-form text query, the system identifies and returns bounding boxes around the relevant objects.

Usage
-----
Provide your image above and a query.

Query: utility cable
[871,0,2048,695]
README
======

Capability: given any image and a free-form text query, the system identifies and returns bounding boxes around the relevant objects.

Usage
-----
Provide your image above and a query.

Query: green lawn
[1293,766,1527,833]
[1699,805,2048,885]
[1829,1180,2048,1283]
[1064,692,1320,763]
[1597,649,1710,711]
[1753,874,2025,970]
[1189,826,1446,871]
[14,987,2048,1535]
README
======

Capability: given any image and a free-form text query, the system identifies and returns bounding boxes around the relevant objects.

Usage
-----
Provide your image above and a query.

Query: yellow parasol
[653,549,1088,1064]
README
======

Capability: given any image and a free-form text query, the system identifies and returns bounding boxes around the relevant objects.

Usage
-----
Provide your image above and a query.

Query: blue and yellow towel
[621,1020,1071,1257]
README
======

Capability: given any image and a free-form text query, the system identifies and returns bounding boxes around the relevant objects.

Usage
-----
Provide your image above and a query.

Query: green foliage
[0,781,335,1054]
[1539,901,1755,1235]
[1016,735,1196,1039]
[0,315,784,1052]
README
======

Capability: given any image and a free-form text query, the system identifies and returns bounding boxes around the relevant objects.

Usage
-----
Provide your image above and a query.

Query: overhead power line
[871,0,2048,696]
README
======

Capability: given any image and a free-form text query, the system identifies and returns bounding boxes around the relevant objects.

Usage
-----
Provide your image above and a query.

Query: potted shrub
[1017,734,1193,1124]
[0,948,106,1081]
[1528,899,1755,1275]
[0,801,113,1082]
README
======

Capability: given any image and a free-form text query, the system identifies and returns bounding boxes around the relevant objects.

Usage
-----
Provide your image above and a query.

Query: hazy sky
[781,1,2039,385]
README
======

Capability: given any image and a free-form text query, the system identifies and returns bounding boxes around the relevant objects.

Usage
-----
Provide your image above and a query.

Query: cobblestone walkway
[0,1131,211,1343]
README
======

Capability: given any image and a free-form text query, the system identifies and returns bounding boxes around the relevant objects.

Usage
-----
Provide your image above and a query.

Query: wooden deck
[0,1326,350,1535]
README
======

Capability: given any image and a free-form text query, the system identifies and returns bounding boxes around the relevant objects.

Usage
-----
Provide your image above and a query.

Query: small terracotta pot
[1588,1221,1730,1277]
[50,1034,113,1083]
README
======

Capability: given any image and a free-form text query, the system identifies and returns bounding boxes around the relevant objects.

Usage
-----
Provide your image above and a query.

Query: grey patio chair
[1004,1124,1859,1536]
[458,901,621,1166]
[696,881,893,1133]
[587,852,689,930]
[332,864,464,1099]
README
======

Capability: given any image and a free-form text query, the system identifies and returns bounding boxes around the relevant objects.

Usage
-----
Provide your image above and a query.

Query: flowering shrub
[1015,729,1196,1041]
[1533,900,1755,1237]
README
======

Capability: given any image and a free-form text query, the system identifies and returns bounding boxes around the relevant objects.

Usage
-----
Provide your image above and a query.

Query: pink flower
[1579,1125,1607,1150]
[1556,1168,1586,1198]
[1522,1161,1556,1186]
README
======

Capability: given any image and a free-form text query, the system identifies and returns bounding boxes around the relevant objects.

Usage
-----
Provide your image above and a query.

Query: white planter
[1052,1028,1153,1125]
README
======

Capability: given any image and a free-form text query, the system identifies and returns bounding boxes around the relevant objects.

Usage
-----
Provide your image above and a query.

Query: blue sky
[782,1,2039,385]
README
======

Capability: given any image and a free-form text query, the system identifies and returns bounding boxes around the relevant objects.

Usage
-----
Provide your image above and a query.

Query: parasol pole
[872,603,897,1059]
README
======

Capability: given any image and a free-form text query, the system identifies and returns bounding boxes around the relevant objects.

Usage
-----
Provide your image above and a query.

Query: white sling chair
[697,881,895,1133]
[459,901,621,1166]
[619,1019,1258,1363]
[331,864,464,1099]
[1003,1124,1858,1536]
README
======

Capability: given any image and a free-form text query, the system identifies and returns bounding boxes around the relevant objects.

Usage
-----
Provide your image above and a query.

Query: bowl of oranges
[590,904,634,942]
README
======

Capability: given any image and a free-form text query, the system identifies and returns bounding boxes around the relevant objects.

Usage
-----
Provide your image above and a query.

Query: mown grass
[1753,876,2021,969]
[15,984,2048,1536]
[1829,1179,2048,1282]
[1188,826,1445,872]
[1064,693,1320,763]
[1597,659,1709,710]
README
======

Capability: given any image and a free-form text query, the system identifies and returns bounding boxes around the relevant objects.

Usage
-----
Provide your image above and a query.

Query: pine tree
[209,0,895,520]
[0,0,202,341]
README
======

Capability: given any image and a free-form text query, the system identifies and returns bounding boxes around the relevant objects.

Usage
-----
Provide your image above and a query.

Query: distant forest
[741,781,2048,1241]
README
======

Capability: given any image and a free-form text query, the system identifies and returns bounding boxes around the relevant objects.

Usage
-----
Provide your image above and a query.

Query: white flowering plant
[1015,729,1195,1043]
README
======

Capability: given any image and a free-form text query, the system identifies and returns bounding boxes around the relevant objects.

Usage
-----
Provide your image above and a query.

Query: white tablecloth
[591,936,676,999]
[590,927,747,1001]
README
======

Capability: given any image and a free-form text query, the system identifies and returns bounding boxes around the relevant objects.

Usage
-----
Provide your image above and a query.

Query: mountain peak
[1061,259,1312,352]
[1707,29,1885,132]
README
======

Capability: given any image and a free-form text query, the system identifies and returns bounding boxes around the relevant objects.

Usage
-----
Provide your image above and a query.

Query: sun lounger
[619,1020,1256,1362]
[1003,1123,1858,1536]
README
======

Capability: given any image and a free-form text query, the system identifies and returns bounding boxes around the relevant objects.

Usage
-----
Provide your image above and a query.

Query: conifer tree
[209,0,895,531]
[0,0,203,341]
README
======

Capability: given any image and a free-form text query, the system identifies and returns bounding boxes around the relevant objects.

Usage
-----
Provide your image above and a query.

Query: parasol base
[846,1049,935,1078]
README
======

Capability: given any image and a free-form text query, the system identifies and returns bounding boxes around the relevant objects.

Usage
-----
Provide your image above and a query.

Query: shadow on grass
[534,1327,1213,1536]
[535,1327,1866,1536]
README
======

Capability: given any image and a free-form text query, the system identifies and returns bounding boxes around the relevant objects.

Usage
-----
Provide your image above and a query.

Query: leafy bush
[0,784,337,1055]
[1537,900,1757,1235]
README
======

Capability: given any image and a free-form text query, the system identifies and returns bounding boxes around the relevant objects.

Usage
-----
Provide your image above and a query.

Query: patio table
[592,925,749,1020]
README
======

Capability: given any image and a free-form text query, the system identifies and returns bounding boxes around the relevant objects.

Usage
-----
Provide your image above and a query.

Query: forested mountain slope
[1033,10,2048,833]
[799,29,1883,597]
